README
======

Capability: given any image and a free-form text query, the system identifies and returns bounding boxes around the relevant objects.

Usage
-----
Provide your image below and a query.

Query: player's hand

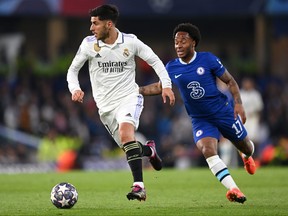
[162,87,175,106]
[72,90,84,103]
[234,103,246,124]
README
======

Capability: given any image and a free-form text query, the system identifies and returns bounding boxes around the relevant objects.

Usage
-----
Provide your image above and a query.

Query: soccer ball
[50,182,78,209]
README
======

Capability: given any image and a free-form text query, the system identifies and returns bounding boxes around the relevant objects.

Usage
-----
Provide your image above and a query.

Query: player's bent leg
[138,140,163,171]
[239,140,256,175]
[145,140,162,171]
[226,188,247,204]
[241,154,256,175]
[234,139,256,175]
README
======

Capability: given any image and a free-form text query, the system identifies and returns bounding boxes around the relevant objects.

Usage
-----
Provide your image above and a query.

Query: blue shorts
[191,106,247,144]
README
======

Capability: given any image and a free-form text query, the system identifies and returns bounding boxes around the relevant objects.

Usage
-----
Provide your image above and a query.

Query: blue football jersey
[166,52,228,118]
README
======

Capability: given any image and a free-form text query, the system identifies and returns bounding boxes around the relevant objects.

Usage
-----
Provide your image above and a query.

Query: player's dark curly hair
[173,23,201,47]
[89,4,119,24]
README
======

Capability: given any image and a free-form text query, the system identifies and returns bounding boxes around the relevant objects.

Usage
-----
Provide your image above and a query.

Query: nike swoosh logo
[175,74,182,78]
[237,132,244,138]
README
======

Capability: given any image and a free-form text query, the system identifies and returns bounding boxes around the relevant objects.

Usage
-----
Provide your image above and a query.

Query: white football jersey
[67,29,172,113]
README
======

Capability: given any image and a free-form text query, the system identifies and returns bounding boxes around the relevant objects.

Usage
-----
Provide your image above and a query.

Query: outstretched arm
[219,70,246,124]
[139,81,162,96]
[139,81,175,106]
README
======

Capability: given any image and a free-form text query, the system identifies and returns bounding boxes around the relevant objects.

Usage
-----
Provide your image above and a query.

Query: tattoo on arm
[220,70,242,104]
[139,83,162,96]
[234,97,242,105]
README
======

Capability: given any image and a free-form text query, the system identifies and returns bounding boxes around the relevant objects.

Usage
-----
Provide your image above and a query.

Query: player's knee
[201,145,217,158]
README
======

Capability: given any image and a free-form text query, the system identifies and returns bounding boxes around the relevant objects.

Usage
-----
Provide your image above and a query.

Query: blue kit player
[139,23,256,204]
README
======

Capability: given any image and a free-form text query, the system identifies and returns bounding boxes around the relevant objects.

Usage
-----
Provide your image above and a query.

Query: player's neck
[103,28,118,45]
[181,51,195,64]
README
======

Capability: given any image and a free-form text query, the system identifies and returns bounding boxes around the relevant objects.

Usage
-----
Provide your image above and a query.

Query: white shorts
[99,94,144,147]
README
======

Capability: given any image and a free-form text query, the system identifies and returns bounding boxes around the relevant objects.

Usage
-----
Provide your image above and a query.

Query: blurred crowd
[0,53,288,171]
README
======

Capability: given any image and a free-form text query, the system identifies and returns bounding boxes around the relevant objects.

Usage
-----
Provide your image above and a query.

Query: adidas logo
[95,53,101,58]
[125,113,132,117]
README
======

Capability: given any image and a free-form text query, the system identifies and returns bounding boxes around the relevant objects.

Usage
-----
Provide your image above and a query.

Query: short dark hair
[173,23,201,47]
[89,4,119,24]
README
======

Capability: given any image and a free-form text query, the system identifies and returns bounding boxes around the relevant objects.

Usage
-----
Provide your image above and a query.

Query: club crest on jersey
[123,48,130,57]
[197,67,205,75]
[196,130,203,137]
[94,43,101,52]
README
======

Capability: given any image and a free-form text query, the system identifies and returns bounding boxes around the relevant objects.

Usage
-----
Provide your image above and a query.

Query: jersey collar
[179,52,197,64]
[98,29,124,48]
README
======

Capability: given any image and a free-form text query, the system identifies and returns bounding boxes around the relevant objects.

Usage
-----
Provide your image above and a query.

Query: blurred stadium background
[0,0,287,173]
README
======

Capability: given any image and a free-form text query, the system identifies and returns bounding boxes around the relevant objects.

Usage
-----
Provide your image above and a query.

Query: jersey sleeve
[209,52,226,77]
[134,36,172,89]
[67,38,89,94]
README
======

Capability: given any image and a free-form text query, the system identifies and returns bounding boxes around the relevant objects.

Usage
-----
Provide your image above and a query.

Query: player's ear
[191,39,196,47]
[107,20,113,28]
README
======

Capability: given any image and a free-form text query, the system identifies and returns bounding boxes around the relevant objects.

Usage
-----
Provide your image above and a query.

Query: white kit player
[66,4,175,201]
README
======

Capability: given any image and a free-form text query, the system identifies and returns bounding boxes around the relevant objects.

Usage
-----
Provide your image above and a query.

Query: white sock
[206,155,238,190]
[133,182,144,189]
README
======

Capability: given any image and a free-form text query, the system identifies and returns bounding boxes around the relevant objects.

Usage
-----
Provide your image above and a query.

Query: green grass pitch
[0,166,287,216]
